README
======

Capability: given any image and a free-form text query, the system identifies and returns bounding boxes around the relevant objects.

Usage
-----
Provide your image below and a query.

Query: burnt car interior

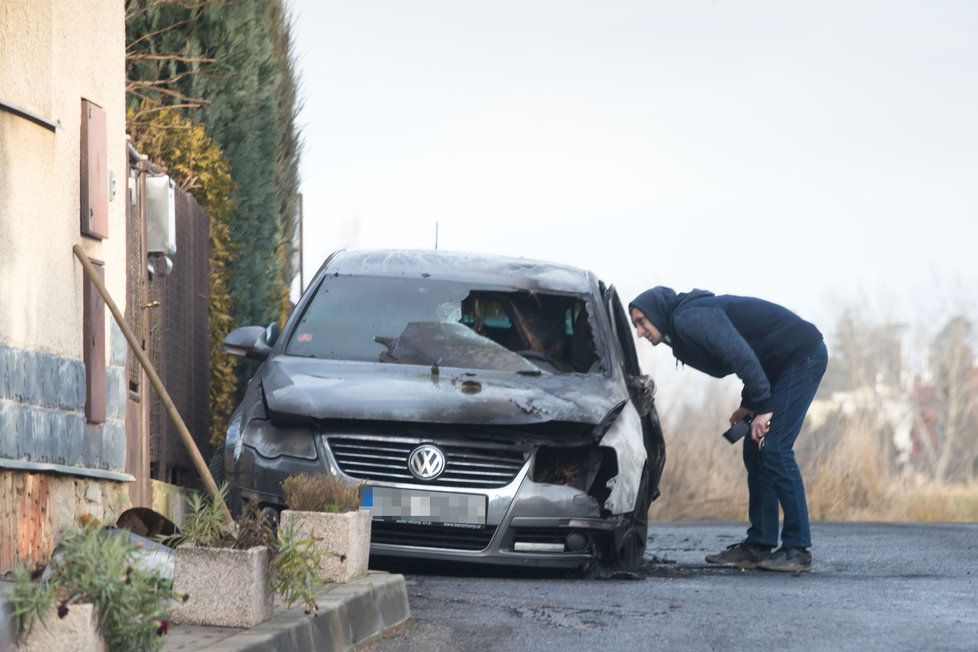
[460,291,599,373]
[286,275,600,374]
[532,445,618,505]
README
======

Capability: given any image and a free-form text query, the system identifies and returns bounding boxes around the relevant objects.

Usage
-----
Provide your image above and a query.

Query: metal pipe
[0,98,59,132]
[72,244,232,525]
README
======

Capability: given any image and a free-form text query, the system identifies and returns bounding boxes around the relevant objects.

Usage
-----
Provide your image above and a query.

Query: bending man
[630,287,826,572]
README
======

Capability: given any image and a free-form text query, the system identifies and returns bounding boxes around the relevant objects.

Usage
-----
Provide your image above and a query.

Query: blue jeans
[743,341,827,550]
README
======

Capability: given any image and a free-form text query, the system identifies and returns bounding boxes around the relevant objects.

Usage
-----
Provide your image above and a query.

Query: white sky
[288,0,978,396]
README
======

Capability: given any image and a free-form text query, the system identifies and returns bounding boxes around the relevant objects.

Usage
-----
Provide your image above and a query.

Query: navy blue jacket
[630,288,823,413]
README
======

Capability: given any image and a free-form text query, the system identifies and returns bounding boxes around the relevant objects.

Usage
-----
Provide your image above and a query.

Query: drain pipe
[72,245,232,525]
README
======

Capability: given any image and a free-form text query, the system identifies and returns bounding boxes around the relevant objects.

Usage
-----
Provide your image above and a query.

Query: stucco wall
[0,0,131,571]
[0,0,129,472]
[0,0,127,357]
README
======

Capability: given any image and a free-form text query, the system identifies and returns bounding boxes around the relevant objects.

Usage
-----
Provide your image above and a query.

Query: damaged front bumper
[231,429,625,570]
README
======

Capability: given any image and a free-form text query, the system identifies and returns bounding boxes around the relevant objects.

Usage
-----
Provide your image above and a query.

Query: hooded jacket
[630,288,823,413]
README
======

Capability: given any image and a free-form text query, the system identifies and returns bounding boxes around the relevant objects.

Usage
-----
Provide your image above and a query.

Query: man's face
[630,307,663,345]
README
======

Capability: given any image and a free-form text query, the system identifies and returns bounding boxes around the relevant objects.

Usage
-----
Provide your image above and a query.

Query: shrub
[271,522,322,613]
[9,564,56,641]
[127,105,238,447]
[179,484,320,611]
[282,474,362,513]
[180,485,234,549]
[9,520,178,652]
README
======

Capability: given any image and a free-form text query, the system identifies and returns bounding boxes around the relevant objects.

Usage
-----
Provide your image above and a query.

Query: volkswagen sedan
[213,249,665,571]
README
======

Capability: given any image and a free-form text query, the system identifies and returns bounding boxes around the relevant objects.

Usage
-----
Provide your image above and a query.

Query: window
[286,276,601,374]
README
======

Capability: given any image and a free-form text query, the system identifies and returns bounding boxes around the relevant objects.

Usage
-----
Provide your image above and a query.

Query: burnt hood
[260,356,625,427]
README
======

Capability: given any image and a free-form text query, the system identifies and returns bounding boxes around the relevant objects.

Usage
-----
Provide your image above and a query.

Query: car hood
[260,356,625,427]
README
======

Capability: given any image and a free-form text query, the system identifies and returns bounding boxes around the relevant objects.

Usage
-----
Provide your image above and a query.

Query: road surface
[371,522,978,651]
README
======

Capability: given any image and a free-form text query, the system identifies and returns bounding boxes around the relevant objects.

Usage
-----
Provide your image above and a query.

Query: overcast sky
[288,1,978,392]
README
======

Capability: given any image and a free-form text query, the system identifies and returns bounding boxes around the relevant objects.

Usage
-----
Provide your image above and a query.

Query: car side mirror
[626,374,656,416]
[265,321,280,347]
[224,325,272,360]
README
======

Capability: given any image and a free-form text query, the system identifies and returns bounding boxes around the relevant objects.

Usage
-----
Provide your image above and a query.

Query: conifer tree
[127,0,301,328]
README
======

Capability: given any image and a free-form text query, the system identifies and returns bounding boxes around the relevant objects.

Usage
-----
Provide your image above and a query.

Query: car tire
[609,462,652,573]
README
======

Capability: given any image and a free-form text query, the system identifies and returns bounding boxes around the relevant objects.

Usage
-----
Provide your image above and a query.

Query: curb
[180,571,410,652]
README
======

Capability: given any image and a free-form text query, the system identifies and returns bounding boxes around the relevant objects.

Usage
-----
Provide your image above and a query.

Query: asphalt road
[370,522,978,651]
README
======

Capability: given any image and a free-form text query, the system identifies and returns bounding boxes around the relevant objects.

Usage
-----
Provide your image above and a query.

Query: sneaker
[756,547,812,573]
[705,541,772,569]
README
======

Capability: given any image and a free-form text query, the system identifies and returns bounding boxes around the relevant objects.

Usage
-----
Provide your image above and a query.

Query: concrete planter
[170,545,273,628]
[280,509,371,583]
[16,603,105,652]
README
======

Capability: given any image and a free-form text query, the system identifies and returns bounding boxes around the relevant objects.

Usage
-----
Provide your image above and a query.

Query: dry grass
[282,473,362,513]
[649,388,978,523]
[649,387,749,520]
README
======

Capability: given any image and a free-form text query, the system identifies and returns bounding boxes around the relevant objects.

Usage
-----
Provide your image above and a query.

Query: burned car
[213,249,665,571]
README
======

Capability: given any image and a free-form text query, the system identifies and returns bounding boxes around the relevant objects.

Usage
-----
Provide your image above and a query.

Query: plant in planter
[279,474,372,583]
[169,485,322,628]
[9,519,178,652]
[270,521,322,614]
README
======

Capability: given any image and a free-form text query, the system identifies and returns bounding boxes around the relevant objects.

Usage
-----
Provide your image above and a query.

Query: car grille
[371,522,496,551]
[326,436,527,488]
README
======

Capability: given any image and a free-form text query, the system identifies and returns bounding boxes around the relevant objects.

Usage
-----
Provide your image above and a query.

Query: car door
[603,285,666,503]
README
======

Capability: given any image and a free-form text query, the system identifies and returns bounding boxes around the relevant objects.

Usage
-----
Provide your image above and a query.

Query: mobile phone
[722,417,752,444]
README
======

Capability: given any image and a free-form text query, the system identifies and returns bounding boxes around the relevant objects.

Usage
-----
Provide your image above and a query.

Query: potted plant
[279,474,371,583]
[9,518,177,652]
[169,486,321,628]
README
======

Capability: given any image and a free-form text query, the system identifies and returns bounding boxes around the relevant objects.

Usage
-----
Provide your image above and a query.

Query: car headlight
[241,420,317,460]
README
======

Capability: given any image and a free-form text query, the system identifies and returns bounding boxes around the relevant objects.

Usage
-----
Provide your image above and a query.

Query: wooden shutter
[84,260,106,423]
[80,99,108,239]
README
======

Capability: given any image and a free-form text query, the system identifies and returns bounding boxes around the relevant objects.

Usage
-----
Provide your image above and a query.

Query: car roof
[323,249,597,294]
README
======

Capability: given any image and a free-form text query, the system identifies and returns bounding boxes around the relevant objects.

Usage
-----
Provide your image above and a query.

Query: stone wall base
[0,471,130,573]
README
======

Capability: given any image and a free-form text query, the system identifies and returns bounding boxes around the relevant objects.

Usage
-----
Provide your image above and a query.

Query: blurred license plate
[360,486,486,527]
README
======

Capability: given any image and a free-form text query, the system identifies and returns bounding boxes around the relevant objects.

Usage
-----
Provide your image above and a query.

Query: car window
[606,287,641,376]
[286,275,601,374]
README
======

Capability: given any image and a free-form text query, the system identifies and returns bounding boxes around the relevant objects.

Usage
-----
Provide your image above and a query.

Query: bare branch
[127,88,163,107]
[128,53,217,64]
[126,17,195,51]
[126,69,200,88]
[129,102,208,122]
[126,0,214,21]
[127,82,209,106]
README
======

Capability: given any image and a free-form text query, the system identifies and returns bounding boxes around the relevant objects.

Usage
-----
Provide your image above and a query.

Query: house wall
[0,0,131,571]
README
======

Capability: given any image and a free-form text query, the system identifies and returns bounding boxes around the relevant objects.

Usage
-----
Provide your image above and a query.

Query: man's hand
[729,407,753,426]
[751,411,773,443]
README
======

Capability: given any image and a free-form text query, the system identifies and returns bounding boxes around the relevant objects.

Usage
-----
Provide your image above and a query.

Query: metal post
[298,193,304,293]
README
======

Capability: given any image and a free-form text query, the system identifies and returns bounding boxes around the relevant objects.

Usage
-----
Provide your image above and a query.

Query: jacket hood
[629,287,677,337]
[629,287,715,338]
[259,356,626,427]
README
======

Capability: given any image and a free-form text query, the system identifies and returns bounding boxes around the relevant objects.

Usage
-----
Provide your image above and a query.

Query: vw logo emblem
[408,444,446,480]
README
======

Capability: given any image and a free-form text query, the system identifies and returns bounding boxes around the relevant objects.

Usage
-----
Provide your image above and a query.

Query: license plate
[360,486,486,528]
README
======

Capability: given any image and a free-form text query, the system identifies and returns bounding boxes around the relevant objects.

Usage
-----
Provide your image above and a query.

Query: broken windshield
[285,275,601,374]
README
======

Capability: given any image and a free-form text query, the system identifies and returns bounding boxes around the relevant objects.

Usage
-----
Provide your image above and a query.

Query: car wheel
[613,528,645,572]
[609,462,652,573]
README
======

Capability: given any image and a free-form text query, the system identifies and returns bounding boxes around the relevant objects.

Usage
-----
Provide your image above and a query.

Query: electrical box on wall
[145,174,177,256]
